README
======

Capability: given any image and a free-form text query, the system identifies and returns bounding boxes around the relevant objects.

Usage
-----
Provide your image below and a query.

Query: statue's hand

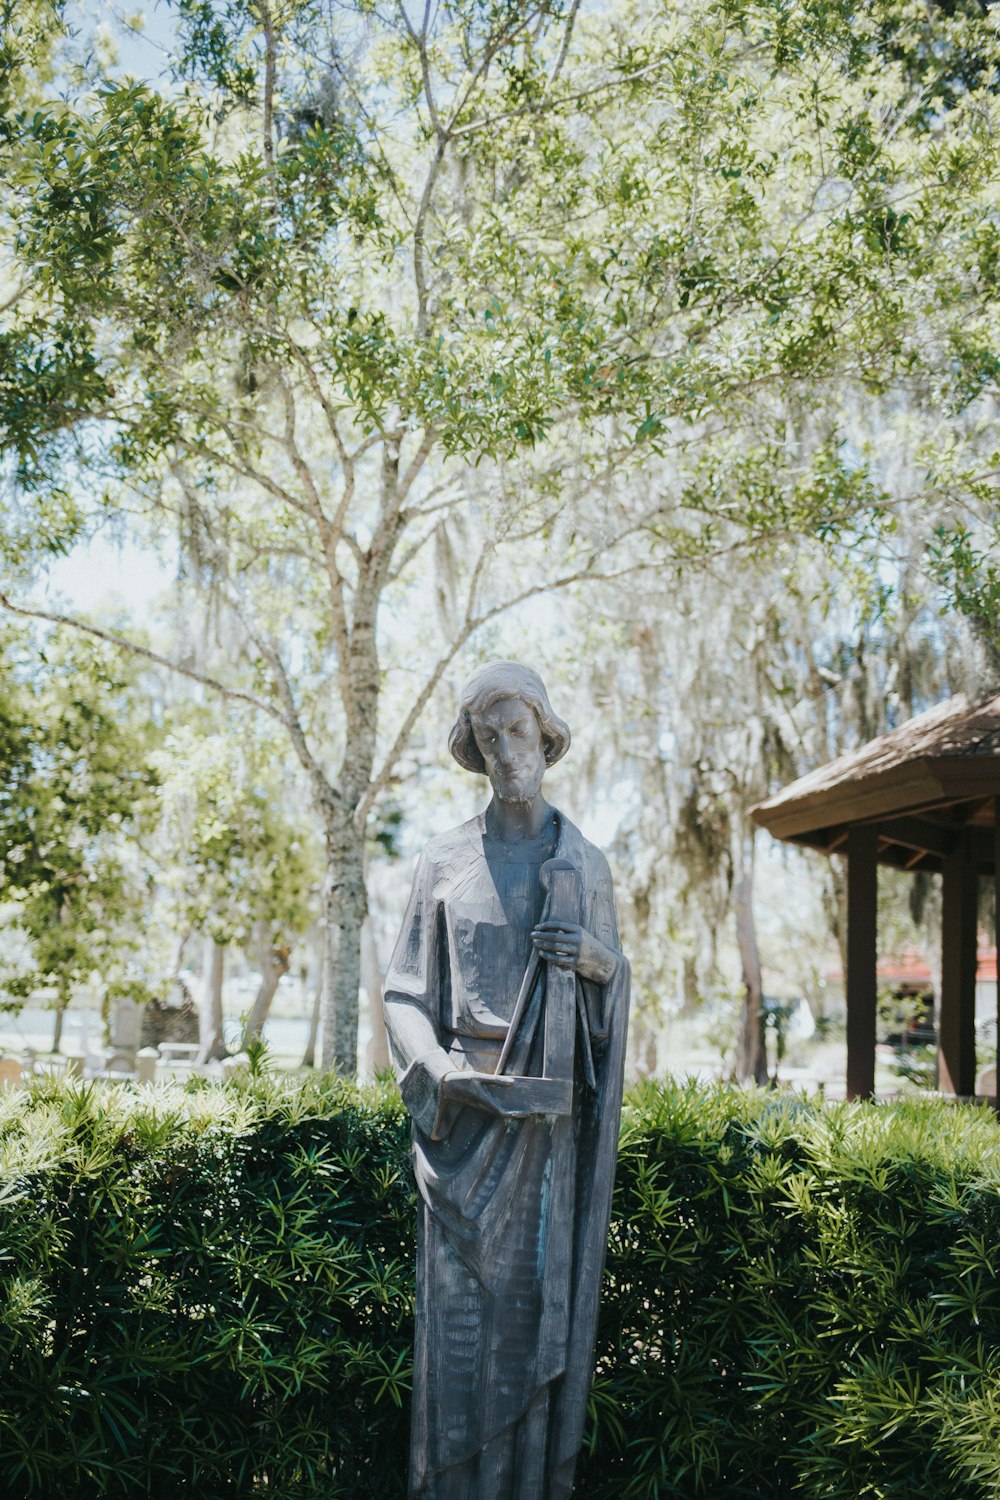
[440,1071,506,1115]
[531,921,616,984]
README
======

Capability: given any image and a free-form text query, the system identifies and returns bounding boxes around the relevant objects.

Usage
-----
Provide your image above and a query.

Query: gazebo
[751,691,1000,1100]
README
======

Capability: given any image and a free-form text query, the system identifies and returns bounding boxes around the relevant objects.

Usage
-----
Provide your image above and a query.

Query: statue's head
[449,661,571,805]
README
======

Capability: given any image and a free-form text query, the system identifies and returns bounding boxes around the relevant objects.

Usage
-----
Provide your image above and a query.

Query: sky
[45,535,171,619]
[75,1,178,84]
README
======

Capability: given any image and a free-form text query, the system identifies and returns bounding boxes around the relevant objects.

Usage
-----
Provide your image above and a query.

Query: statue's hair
[448,661,571,775]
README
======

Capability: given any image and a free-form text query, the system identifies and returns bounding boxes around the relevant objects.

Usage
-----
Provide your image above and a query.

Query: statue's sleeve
[581,850,624,1043]
[383,851,457,1140]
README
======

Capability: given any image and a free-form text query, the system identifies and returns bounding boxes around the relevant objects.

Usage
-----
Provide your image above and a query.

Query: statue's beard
[491,761,545,805]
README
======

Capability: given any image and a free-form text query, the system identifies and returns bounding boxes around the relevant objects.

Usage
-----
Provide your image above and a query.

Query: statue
[384,661,631,1499]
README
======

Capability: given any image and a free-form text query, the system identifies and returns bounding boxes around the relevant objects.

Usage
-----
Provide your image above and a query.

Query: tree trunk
[320,815,367,1074]
[734,834,769,1086]
[362,913,390,1074]
[242,940,290,1046]
[197,937,228,1063]
[51,983,68,1053]
[302,965,322,1069]
[823,857,849,999]
[626,1008,658,1080]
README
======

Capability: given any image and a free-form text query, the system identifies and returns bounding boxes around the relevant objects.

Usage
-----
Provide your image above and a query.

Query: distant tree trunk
[823,857,849,998]
[627,1011,658,1080]
[173,929,191,976]
[735,833,769,1085]
[320,803,367,1074]
[300,929,323,1068]
[51,978,69,1053]
[362,914,390,1074]
[302,968,322,1069]
[317,526,394,1075]
[52,901,72,1052]
[242,939,290,1045]
[197,937,228,1063]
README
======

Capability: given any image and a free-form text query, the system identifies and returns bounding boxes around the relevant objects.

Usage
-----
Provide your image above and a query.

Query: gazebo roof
[752,690,1000,872]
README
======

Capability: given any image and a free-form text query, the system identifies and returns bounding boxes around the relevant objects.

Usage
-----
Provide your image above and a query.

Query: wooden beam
[874,817,960,861]
[921,805,980,827]
[939,829,978,1097]
[949,795,993,825]
[871,822,990,872]
[846,826,878,1100]
[790,808,992,861]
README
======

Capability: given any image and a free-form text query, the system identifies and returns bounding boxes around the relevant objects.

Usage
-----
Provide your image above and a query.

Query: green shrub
[592,1081,1000,1499]
[0,1071,414,1498]
[3,1074,1000,1497]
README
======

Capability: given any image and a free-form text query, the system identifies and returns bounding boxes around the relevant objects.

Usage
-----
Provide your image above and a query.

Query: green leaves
[4,1075,1000,1495]
[0,1069,415,1498]
[0,324,110,494]
[592,1081,1000,1499]
[0,624,165,1012]
[1,0,997,655]
[150,715,321,950]
[928,523,1000,669]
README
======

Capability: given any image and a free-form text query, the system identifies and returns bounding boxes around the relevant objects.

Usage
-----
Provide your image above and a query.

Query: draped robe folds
[384,810,630,1500]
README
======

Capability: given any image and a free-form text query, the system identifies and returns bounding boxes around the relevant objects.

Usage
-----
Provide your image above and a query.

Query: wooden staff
[540,858,583,1086]
[484,859,584,1115]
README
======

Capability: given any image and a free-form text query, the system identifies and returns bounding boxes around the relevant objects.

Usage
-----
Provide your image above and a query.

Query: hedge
[3,1072,1000,1498]
[0,1071,413,1499]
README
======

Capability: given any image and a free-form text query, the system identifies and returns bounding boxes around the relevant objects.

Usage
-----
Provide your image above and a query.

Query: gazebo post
[939,829,977,1098]
[751,691,1000,1103]
[846,825,878,1100]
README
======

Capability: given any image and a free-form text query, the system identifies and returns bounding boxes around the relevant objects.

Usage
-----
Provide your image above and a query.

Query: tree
[2,0,998,1070]
[151,714,320,1059]
[561,506,987,1082]
[0,624,163,1047]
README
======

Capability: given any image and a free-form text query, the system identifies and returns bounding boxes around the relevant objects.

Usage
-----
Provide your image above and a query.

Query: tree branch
[451,55,669,140]
[443,8,547,136]
[283,339,366,548]
[359,547,659,822]
[223,593,339,809]
[258,0,277,176]
[542,0,581,98]
[274,373,355,705]
[414,135,447,337]
[284,337,354,475]
[0,280,28,315]
[397,0,444,138]
[174,433,313,520]
[397,427,437,505]
[0,592,289,727]
[388,490,466,582]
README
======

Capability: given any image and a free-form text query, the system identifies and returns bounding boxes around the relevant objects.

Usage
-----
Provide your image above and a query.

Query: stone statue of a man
[384,661,630,1500]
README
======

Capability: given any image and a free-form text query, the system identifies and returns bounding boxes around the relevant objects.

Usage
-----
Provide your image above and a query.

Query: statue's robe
[384,809,630,1500]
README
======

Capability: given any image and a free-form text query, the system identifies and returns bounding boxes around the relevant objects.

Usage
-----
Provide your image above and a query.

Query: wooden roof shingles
[752,690,1000,852]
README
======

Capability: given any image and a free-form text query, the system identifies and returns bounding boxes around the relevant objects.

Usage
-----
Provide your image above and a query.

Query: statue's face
[470,695,546,805]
